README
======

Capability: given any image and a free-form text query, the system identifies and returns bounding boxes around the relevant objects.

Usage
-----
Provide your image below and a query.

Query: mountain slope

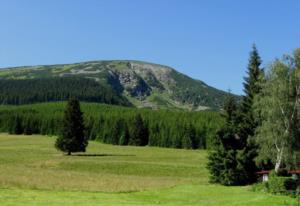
[0,60,231,110]
[0,77,131,106]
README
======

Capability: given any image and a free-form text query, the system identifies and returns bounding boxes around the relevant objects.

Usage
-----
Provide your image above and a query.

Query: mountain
[0,60,231,110]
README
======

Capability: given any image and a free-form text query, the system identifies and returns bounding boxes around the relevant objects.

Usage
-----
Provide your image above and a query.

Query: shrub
[284,178,298,191]
[267,171,290,194]
[251,182,268,192]
[265,171,300,197]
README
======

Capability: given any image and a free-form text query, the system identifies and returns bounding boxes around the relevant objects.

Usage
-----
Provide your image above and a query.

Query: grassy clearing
[0,134,207,192]
[0,134,295,205]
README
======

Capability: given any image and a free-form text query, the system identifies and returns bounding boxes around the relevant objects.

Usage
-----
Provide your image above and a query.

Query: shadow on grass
[72,153,136,157]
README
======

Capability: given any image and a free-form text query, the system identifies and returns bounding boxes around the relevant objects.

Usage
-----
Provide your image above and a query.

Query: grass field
[0,134,295,205]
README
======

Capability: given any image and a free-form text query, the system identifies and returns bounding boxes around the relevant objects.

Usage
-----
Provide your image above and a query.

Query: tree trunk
[275,148,283,173]
[67,151,71,156]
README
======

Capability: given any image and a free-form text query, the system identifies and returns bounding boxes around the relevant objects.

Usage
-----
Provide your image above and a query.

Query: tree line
[207,46,300,186]
[0,102,223,149]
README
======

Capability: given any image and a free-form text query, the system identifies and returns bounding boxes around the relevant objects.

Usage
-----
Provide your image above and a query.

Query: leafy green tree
[254,51,300,173]
[55,99,88,155]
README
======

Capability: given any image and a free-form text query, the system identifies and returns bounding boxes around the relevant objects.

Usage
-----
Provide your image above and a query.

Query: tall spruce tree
[55,98,88,155]
[208,46,263,185]
[236,45,263,183]
[238,44,263,147]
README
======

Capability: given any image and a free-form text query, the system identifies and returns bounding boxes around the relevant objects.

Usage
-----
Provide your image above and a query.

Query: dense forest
[0,77,131,106]
[207,46,300,195]
[0,102,223,149]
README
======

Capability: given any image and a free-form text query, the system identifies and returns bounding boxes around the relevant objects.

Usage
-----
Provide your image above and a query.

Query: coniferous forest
[0,77,131,106]
[0,102,223,149]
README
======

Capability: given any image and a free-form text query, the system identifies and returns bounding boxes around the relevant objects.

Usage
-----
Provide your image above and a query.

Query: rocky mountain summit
[0,60,231,110]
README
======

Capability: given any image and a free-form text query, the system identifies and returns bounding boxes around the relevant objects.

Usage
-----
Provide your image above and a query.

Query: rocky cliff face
[0,60,233,110]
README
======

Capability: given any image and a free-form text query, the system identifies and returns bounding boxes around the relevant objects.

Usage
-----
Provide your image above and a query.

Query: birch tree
[254,49,300,173]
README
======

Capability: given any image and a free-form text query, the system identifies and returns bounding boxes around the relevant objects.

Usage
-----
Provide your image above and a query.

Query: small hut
[289,169,300,180]
[256,170,271,182]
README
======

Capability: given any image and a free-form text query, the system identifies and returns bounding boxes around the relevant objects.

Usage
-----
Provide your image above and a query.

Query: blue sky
[0,0,299,94]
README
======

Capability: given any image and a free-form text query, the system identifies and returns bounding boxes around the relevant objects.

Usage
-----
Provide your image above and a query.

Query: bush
[265,171,300,197]
[251,182,268,192]
[284,178,298,191]
[268,171,290,194]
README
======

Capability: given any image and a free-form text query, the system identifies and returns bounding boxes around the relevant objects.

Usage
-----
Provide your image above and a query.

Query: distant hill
[0,60,233,110]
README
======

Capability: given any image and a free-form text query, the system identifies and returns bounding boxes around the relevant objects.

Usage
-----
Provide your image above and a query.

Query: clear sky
[0,0,299,94]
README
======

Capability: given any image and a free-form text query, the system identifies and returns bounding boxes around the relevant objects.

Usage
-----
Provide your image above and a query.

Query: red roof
[289,169,300,174]
[256,170,271,175]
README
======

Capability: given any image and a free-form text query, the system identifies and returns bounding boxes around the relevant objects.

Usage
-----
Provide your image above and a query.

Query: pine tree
[218,93,240,150]
[183,124,197,149]
[23,117,33,135]
[55,98,87,155]
[207,93,240,184]
[130,114,149,146]
[119,123,130,145]
[236,45,263,183]
[111,119,124,145]
[9,115,23,135]
[238,44,263,147]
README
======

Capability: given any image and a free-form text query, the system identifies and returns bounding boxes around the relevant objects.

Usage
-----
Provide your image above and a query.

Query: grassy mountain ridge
[0,60,232,109]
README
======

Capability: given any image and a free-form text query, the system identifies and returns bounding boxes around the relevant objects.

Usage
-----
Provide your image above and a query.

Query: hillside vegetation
[0,134,294,206]
[0,60,231,110]
[0,77,131,106]
[0,102,223,149]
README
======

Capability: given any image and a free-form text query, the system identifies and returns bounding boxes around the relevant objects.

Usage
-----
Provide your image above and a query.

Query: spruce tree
[238,44,263,147]
[23,117,33,135]
[208,46,263,185]
[119,123,130,145]
[183,124,197,149]
[9,115,23,135]
[207,93,240,185]
[130,114,149,146]
[111,119,124,145]
[55,98,87,155]
[237,45,263,183]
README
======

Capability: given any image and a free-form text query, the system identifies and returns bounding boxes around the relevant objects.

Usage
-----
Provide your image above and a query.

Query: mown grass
[0,134,295,205]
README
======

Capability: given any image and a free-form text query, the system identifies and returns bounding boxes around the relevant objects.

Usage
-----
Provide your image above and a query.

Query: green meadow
[0,134,295,205]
